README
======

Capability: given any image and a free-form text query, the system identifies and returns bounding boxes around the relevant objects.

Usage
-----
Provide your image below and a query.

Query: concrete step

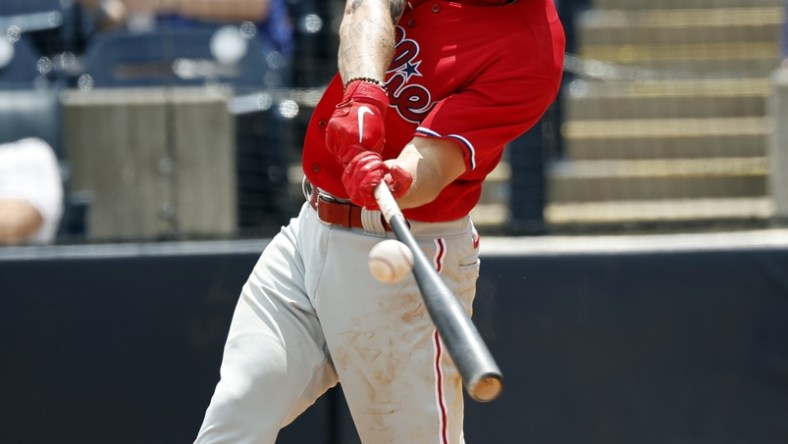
[548,157,768,202]
[565,133,767,161]
[575,58,782,79]
[581,41,780,65]
[568,78,772,97]
[566,54,781,80]
[469,203,510,231]
[576,41,781,78]
[545,197,774,225]
[478,161,511,204]
[565,78,770,121]
[565,86,767,121]
[563,117,769,160]
[469,197,774,233]
[578,8,783,46]
[593,0,784,11]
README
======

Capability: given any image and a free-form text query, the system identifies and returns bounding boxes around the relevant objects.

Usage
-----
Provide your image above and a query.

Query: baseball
[368,239,414,283]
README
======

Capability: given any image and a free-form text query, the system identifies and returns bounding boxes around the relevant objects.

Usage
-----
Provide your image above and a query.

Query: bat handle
[374,183,402,224]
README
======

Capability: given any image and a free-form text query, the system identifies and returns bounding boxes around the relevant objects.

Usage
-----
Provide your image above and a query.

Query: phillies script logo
[385,26,434,124]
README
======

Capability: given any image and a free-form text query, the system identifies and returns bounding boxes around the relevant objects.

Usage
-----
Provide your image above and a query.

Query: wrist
[344,77,388,93]
[342,78,390,114]
[337,144,369,166]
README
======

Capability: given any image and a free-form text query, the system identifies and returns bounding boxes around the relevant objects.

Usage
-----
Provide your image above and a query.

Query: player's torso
[304,2,514,188]
[302,0,561,220]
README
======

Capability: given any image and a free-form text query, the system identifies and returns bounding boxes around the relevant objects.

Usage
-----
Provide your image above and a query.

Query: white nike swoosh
[357,106,374,143]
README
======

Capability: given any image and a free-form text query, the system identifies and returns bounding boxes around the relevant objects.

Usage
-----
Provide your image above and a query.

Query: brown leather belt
[308,186,392,232]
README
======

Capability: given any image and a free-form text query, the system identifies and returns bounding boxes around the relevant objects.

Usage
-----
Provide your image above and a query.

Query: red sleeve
[415,73,560,179]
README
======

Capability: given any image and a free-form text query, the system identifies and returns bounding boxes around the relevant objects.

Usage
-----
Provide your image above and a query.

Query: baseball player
[195,0,564,442]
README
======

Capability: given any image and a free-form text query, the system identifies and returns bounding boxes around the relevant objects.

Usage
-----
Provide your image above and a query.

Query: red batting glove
[342,151,413,209]
[325,79,389,165]
[342,151,387,208]
[384,164,413,199]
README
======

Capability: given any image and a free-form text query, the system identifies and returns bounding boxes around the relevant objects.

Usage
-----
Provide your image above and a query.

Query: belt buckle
[318,193,336,204]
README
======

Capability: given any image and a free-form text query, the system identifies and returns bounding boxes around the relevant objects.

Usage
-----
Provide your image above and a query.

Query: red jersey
[302,0,565,222]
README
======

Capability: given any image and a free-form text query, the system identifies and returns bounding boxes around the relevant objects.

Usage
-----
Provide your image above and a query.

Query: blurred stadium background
[1,0,786,242]
[2,1,788,443]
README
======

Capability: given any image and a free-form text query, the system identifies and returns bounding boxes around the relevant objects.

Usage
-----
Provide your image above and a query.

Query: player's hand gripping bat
[374,183,503,402]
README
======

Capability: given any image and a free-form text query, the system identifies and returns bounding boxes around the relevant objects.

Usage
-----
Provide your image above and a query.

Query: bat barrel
[374,184,504,402]
[468,372,504,403]
[390,213,504,402]
[411,251,503,402]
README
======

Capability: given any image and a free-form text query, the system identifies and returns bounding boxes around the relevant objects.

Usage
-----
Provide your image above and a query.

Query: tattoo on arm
[349,0,404,22]
[339,0,404,82]
[390,0,405,22]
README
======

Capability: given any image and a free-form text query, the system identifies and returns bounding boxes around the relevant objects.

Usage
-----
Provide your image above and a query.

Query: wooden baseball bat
[374,184,503,402]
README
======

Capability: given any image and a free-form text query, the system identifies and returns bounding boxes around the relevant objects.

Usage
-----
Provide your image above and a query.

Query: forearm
[175,0,270,23]
[390,138,467,209]
[120,0,270,22]
[76,0,127,29]
[0,199,44,245]
[337,0,404,83]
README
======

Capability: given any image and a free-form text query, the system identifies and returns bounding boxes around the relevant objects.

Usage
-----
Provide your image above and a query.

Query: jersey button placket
[431,3,440,12]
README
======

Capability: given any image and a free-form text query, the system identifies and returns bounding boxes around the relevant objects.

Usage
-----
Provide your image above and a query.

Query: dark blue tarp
[1,240,787,443]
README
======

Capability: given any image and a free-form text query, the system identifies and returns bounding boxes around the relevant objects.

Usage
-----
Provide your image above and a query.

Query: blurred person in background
[75,0,293,59]
[0,138,63,245]
[71,0,296,238]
